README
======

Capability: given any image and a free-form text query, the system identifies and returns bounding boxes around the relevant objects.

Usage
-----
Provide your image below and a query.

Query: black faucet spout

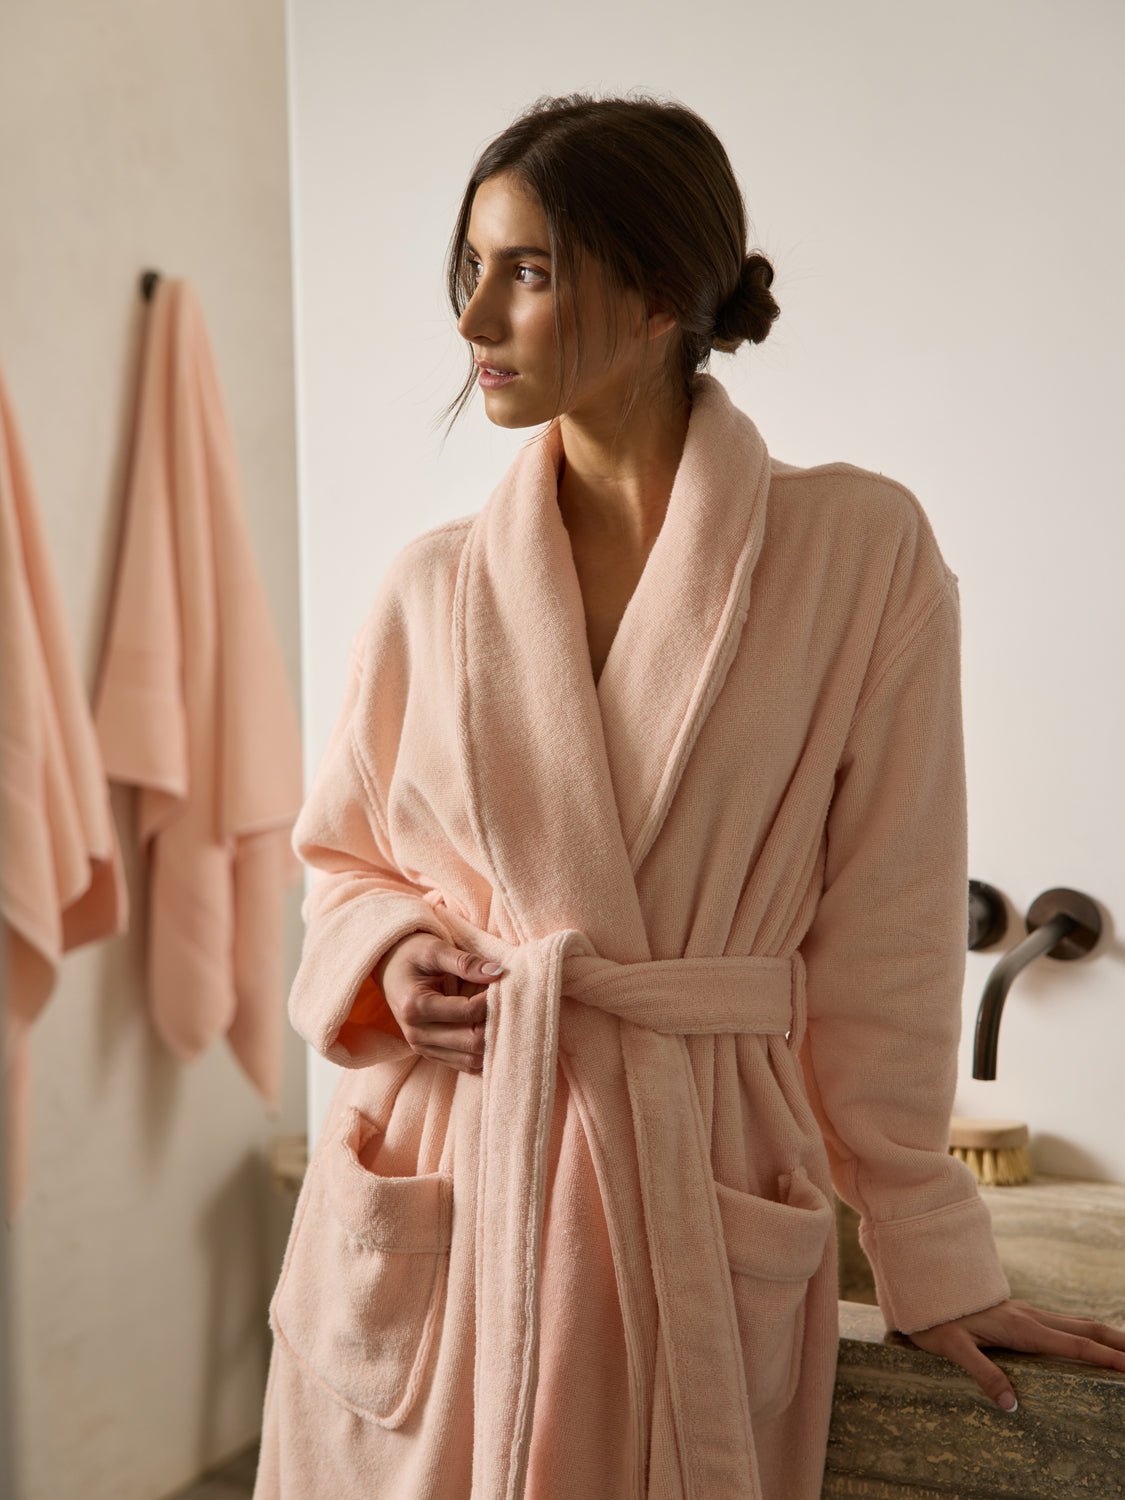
[973,915,1077,1080]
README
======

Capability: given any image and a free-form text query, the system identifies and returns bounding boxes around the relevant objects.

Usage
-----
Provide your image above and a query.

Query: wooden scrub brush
[948,1117,1032,1186]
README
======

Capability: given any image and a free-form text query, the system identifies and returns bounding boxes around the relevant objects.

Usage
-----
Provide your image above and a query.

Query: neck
[554,388,691,553]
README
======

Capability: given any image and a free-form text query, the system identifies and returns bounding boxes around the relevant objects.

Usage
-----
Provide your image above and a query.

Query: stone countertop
[829,1171,1125,1498]
[826,1299,1125,1498]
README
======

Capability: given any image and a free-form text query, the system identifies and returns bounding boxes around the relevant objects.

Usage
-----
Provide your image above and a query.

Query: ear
[645,302,680,344]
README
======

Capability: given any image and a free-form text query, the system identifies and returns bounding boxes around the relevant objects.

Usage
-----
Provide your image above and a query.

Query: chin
[479,389,550,430]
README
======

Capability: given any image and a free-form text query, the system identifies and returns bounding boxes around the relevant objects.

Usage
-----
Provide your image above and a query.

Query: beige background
[1,2,305,1497]
[288,0,1125,1175]
[1,0,1123,1496]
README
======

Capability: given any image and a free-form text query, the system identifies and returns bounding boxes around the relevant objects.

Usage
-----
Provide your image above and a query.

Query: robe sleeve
[285,620,453,1069]
[796,571,1012,1335]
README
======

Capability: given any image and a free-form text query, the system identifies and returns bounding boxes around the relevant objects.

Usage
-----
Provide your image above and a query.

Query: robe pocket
[715,1163,833,1423]
[269,1104,454,1429]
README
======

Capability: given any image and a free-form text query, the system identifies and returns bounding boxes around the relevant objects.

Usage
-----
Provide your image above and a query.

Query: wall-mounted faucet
[969,885,1102,1080]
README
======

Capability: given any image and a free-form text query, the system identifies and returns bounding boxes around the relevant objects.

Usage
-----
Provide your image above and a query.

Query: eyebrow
[464,239,552,261]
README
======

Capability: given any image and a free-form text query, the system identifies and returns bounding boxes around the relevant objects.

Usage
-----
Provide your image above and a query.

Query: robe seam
[846,575,958,736]
[769,464,952,575]
[347,724,393,853]
[861,1190,989,1233]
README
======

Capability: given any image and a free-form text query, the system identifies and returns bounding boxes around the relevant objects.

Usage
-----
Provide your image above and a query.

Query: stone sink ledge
[823,1298,1125,1498]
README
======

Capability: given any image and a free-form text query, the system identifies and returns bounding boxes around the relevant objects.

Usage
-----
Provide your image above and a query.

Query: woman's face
[456,171,675,430]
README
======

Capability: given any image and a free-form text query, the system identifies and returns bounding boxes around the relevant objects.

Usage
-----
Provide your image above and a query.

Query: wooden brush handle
[948,1116,1030,1150]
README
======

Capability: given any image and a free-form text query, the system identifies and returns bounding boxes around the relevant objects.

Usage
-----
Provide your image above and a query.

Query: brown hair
[437,90,780,441]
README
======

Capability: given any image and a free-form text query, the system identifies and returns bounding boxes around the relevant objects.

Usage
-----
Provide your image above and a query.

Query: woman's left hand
[904,1297,1125,1411]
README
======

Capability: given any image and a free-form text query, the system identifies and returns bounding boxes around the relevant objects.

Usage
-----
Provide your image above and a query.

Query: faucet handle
[968,878,1009,950]
[1025,887,1103,959]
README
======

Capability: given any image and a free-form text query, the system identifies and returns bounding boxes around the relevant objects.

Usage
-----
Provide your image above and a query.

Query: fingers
[412,1016,485,1061]
[404,982,491,1032]
[403,994,487,1074]
[396,943,505,1075]
[1010,1315,1125,1372]
[418,1038,484,1076]
[904,1302,1125,1417]
[1017,1307,1125,1353]
[432,942,506,987]
[396,944,505,1030]
[933,1329,1019,1411]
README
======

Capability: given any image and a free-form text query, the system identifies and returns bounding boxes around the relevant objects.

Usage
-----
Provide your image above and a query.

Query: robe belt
[432,902,807,1500]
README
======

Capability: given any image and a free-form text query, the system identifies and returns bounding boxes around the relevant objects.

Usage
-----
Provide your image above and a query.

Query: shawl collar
[451,373,785,1496]
[455,371,771,952]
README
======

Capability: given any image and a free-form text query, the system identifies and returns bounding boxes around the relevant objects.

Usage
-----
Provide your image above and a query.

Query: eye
[462,254,547,286]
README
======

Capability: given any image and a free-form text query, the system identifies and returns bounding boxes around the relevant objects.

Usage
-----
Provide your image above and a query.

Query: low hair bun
[712,252,780,353]
[445,95,786,425]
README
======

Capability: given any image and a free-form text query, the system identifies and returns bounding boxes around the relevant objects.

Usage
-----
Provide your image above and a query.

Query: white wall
[1,3,305,1497]
[288,0,1125,1177]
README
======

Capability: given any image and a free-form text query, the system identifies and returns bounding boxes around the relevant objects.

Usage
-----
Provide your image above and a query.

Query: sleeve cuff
[287,892,453,1068]
[859,1192,1012,1334]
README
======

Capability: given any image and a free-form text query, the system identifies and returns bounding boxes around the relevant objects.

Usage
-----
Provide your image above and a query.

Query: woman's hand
[375,932,505,1075]
[904,1296,1125,1411]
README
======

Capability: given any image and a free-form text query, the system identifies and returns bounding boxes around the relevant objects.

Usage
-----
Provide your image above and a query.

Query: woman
[254,93,1125,1500]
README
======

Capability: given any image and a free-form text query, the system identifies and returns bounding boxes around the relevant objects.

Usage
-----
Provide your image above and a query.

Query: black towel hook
[139,269,161,302]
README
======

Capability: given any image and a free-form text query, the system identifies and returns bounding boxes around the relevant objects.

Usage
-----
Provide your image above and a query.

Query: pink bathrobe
[255,372,1011,1499]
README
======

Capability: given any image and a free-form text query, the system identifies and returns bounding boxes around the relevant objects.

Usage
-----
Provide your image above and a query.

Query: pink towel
[0,362,129,1225]
[93,277,303,1110]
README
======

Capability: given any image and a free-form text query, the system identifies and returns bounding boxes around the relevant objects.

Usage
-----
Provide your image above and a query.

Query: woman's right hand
[374,932,506,1075]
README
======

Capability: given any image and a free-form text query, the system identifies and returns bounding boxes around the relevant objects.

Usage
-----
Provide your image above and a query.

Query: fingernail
[480,961,505,975]
[998,1392,1018,1412]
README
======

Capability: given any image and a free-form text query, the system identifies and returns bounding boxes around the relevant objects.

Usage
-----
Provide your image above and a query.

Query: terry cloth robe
[92,278,304,1109]
[254,371,1012,1500]
[0,362,128,1225]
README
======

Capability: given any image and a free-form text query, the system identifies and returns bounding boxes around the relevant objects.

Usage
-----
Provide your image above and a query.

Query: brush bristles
[949,1143,1032,1186]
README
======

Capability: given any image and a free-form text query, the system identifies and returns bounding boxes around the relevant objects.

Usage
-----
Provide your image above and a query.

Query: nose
[457,278,506,345]
[458,305,494,346]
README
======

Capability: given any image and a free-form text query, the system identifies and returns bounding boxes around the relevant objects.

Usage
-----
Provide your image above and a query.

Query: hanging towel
[0,362,129,1226]
[93,277,303,1111]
